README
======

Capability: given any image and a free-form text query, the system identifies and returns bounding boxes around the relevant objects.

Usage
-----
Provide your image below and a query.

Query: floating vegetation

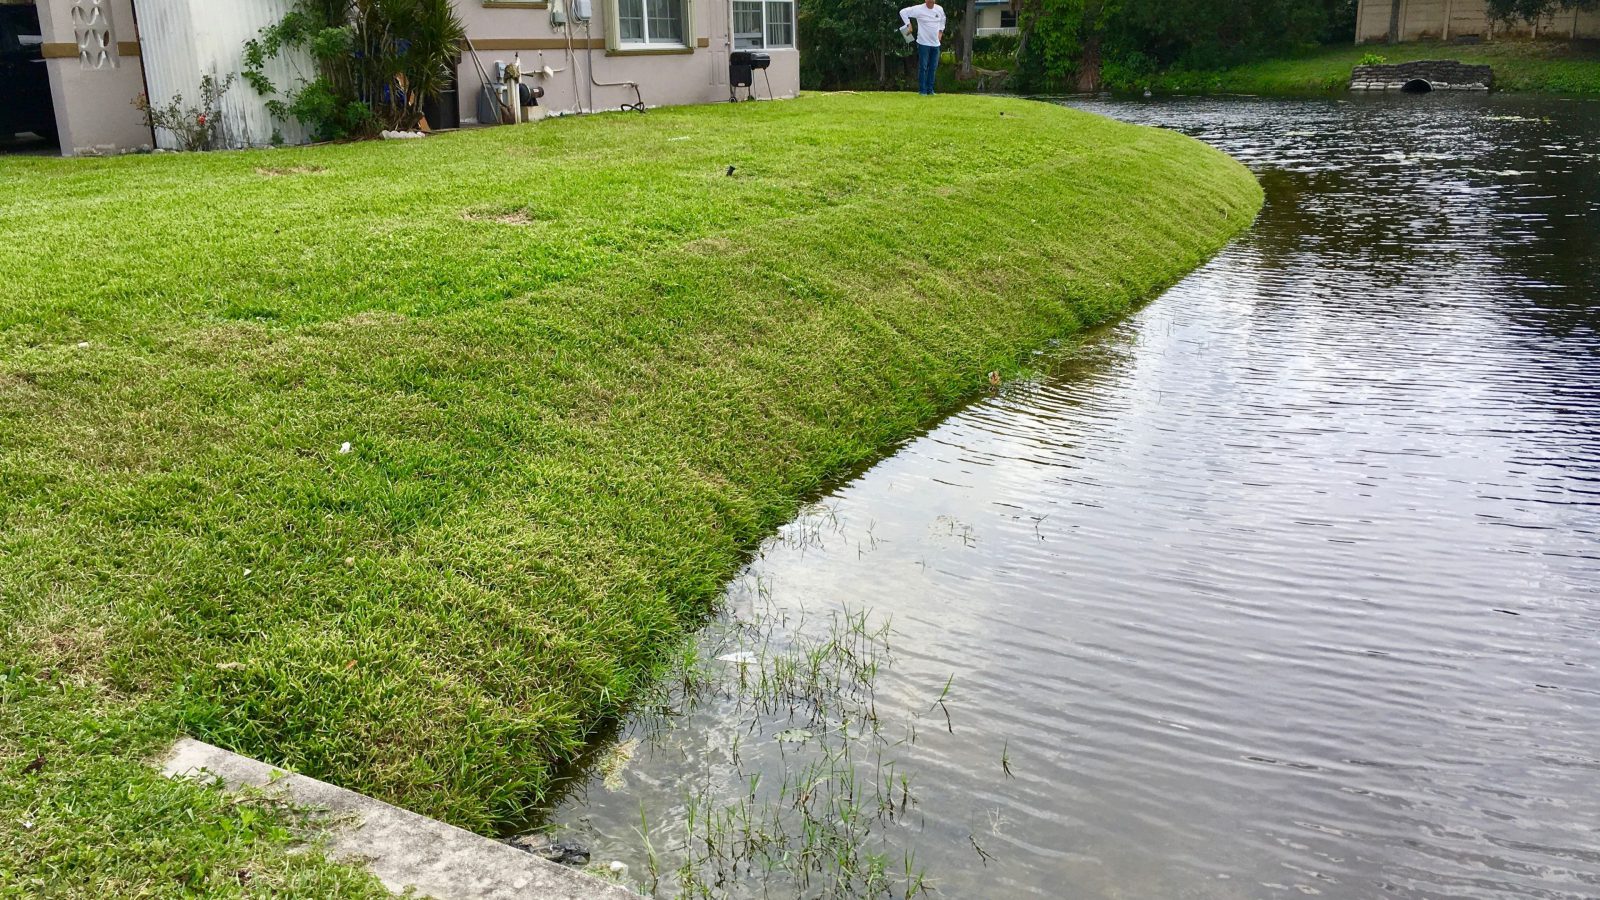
[600,739,640,792]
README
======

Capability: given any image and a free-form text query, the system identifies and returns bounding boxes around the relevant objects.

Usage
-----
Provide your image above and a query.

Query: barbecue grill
[729,51,771,102]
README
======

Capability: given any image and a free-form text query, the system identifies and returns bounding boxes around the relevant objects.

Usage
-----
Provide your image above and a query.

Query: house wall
[1356,0,1600,43]
[35,0,153,155]
[32,0,801,156]
[453,0,799,121]
[973,5,1018,36]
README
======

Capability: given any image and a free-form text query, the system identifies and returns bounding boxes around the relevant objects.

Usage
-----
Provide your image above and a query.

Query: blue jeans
[917,44,939,94]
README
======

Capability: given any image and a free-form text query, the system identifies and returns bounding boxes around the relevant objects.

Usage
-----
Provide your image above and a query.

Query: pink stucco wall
[454,0,800,121]
[30,0,801,156]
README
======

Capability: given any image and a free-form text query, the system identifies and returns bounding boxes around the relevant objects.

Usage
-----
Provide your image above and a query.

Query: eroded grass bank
[0,93,1260,896]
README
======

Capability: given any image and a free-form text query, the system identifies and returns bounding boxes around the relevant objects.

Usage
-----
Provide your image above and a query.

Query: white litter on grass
[381,130,427,140]
[76,341,90,348]
[609,861,628,875]
[243,568,252,576]
[338,442,352,454]
[717,651,758,665]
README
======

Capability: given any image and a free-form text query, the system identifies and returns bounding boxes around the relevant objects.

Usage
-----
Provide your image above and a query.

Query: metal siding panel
[135,0,198,149]
[135,0,312,149]
[195,0,312,148]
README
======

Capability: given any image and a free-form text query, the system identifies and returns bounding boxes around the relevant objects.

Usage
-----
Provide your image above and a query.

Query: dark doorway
[0,2,58,148]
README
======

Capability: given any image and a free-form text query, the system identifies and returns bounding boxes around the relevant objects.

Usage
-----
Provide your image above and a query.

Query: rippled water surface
[552,94,1600,898]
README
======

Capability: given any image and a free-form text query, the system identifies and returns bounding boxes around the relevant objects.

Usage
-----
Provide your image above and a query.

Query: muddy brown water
[547,94,1600,898]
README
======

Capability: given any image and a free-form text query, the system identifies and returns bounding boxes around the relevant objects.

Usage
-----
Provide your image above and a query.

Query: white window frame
[611,0,692,49]
[730,0,794,49]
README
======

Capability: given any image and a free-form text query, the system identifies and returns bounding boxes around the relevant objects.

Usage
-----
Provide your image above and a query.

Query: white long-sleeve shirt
[900,3,946,47]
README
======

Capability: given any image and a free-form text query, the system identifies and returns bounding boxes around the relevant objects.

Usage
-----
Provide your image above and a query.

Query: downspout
[1442,0,1451,41]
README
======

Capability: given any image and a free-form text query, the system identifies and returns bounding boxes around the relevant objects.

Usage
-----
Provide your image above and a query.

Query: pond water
[548,94,1600,898]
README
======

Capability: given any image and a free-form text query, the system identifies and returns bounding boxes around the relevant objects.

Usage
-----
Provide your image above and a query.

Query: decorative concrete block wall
[36,0,153,156]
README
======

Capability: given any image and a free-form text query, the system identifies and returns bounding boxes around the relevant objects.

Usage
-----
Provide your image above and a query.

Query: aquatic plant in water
[586,513,971,898]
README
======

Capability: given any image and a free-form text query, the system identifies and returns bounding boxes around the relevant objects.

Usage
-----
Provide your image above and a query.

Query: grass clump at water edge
[616,599,931,897]
[0,92,1261,895]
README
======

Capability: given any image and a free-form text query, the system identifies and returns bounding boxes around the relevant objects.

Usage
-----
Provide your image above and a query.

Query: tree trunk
[1076,31,1101,92]
[1388,0,1402,43]
[1015,0,1037,62]
[1076,0,1103,93]
[959,0,978,80]
[1013,0,1043,86]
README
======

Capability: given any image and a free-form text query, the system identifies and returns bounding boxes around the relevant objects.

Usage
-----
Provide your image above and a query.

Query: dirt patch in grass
[681,236,735,255]
[0,370,40,392]
[256,165,327,177]
[462,207,554,225]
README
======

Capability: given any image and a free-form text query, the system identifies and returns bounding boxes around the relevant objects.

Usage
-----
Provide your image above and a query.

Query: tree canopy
[795,0,1356,90]
[1486,0,1598,23]
[1015,0,1355,90]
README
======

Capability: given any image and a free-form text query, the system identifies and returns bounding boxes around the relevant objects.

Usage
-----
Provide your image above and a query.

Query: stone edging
[160,739,636,900]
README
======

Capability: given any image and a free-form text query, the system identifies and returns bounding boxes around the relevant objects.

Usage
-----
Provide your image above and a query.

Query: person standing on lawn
[900,0,946,95]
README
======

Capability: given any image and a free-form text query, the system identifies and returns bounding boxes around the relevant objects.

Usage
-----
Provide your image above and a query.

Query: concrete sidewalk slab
[161,738,635,900]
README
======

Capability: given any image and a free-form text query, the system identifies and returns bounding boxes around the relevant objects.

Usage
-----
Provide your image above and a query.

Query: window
[999,9,1016,28]
[619,0,685,45]
[732,1,762,48]
[764,0,793,47]
[732,0,793,49]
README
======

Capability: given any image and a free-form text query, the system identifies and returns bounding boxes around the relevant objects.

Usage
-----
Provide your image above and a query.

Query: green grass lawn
[0,93,1260,896]
[1135,39,1600,95]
